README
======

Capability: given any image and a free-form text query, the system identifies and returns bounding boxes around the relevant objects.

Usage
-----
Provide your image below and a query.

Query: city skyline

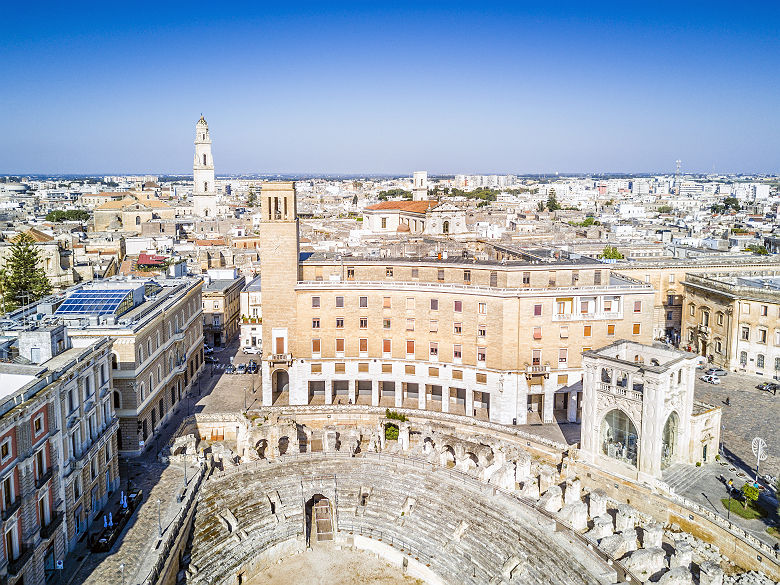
[2,2,779,174]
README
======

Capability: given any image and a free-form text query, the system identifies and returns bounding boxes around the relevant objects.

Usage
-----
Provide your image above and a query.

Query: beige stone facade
[202,270,244,347]
[261,184,655,426]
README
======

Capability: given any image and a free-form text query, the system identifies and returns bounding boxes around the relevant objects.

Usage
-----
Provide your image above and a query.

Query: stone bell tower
[192,116,218,218]
[259,182,300,405]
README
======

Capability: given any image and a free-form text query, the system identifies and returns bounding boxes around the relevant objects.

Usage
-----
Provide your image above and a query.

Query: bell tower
[259,182,300,405]
[192,116,218,218]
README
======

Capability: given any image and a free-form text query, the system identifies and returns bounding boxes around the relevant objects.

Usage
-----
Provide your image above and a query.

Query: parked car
[225,364,236,374]
[700,374,721,385]
[705,368,727,377]
[242,346,262,355]
[757,382,779,393]
[205,355,218,364]
[246,360,259,374]
[236,364,247,374]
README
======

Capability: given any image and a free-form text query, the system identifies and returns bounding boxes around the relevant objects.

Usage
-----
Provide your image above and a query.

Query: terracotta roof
[137,252,168,266]
[365,201,437,214]
[95,197,137,210]
[195,239,226,246]
[21,228,54,243]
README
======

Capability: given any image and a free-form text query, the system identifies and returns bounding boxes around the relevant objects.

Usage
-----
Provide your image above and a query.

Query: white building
[192,116,218,219]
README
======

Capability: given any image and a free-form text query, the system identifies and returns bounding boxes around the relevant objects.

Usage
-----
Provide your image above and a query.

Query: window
[490,271,498,287]
[312,318,320,329]
[560,326,569,338]
[359,296,368,308]
[760,305,768,316]
[522,272,530,285]
[532,349,541,365]
[667,311,673,320]
[477,347,486,362]
[476,373,487,384]
[453,344,462,360]
[405,364,415,374]
[533,304,542,316]
[359,338,368,353]
[383,339,391,354]
[633,301,642,313]
[383,318,391,329]
[336,317,344,329]
[478,302,486,315]
[584,325,592,337]
[335,338,345,353]
[406,318,415,331]
[406,340,415,355]
[359,317,368,329]
[437,269,445,281]
[453,322,462,334]
[549,272,556,287]
[632,323,641,335]
[689,304,695,316]
[559,349,568,364]
[429,342,438,357]
[385,267,393,278]
[607,324,615,336]
[454,300,462,312]
[715,340,722,353]
[429,320,438,333]
[717,312,724,325]
[669,274,675,283]
[463,270,471,283]
[740,351,747,365]
[346,267,355,279]
[0,438,11,463]
[430,299,439,311]
[572,270,579,283]
[411,268,419,278]
[311,296,320,308]
[533,327,542,340]
[741,326,750,341]
[383,296,391,308]
[335,296,344,308]
[581,300,591,314]
[594,271,602,285]
[406,297,415,310]
[381,217,387,229]
[776,357,780,372]
[757,354,765,368]
[742,303,750,314]
[604,300,613,312]
[776,331,780,346]
[33,414,44,436]
[758,329,767,343]
[478,325,486,337]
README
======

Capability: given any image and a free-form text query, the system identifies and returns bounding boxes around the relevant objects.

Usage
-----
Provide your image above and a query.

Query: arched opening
[661,412,679,469]
[112,353,118,369]
[601,368,611,383]
[600,409,638,467]
[278,436,289,456]
[204,181,208,192]
[443,221,450,234]
[255,439,268,459]
[440,445,456,468]
[113,391,121,409]
[304,494,333,545]
[383,422,399,441]
[272,369,289,405]
[202,154,207,166]
[135,216,141,225]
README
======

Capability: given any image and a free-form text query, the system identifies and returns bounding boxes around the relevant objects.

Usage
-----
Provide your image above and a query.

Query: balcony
[268,353,293,365]
[1,499,21,521]
[697,324,711,337]
[552,311,622,322]
[8,545,33,576]
[39,512,64,540]
[172,330,186,342]
[36,467,54,489]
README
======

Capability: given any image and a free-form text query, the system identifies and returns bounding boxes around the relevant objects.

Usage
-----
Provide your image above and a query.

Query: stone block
[622,547,666,581]
[520,478,539,500]
[615,503,637,532]
[539,485,562,513]
[698,561,723,585]
[671,539,692,569]
[538,465,556,494]
[588,489,608,519]
[514,456,531,482]
[564,478,582,505]
[597,534,625,558]
[657,566,693,585]
[619,528,638,554]
[588,515,613,540]
[641,522,663,549]
[557,501,588,532]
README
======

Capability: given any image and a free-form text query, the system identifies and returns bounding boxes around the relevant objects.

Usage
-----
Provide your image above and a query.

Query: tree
[747,244,769,255]
[0,233,52,312]
[599,245,624,260]
[247,187,257,207]
[536,201,546,212]
[657,205,673,214]
[45,209,90,223]
[546,192,561,211]
[352,194,358,206]
[741,482,759,510]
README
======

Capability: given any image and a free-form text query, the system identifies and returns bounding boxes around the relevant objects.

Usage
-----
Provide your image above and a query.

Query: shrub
[384,424,399,441]
[385,409,408,422]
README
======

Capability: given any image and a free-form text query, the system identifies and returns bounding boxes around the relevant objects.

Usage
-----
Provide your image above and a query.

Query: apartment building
[239,275,262,350]
[0,326,118,584]
[202,268,244,347]
[49,276,204,454]
[260,183,655,426]
[682,272,780,379]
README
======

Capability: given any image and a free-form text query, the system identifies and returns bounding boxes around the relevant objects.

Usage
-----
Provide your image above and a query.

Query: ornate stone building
[192,116,218,219]
[580,341,721,481]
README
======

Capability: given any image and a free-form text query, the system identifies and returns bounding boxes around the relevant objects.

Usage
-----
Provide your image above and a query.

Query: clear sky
[2,1,779,175]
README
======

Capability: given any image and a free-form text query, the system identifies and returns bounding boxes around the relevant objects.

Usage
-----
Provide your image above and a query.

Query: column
[262,363,272,406]
[418,383,426,410]
[394,383,403,408]
[371,381,379,407]
[348,379,356,404]
[567,390,578,422]
[441,387,450,413]
[542,384,554,424]
[325,379,333,405]
[465,388,474,417]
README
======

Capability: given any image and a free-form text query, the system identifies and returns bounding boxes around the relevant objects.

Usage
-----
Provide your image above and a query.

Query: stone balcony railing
[39,511,64,540]
[8,545,32,576]
[552,311,622,322]
[35,466,54,489]
[1,499,21,522]
[597,382,643,401]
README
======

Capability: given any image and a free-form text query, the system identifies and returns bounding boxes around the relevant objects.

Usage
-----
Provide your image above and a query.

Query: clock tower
[259,182,300,404]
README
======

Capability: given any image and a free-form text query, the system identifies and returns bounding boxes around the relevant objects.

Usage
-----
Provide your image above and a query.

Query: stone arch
[304,493,331,546]
[255,438,268,459]
[278,436,290,456]
[383,422,399,441]
[661,411,679,470]
[599,408,638,467]
[600,368,611,383]
[135,215,141,225]
[439,445,456,467]
[443,220,450,234]
[272,369,289,405]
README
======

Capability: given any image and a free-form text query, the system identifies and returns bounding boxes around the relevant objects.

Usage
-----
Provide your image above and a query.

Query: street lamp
[157,498,162,537]
[119,563,125,585]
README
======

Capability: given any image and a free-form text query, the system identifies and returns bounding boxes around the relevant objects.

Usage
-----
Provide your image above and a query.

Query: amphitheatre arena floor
[245,545,423,585]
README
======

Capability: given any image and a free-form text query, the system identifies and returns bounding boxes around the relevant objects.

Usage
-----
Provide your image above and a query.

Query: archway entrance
[304,495,333,546]
[272,369,289,405]
[661,412,679,469]
[600,409,638,467]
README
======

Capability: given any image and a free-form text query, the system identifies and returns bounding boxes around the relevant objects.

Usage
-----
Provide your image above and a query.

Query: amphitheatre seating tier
[189,457,603,585]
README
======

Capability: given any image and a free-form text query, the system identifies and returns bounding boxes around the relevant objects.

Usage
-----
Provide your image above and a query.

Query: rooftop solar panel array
[54,289,135,317]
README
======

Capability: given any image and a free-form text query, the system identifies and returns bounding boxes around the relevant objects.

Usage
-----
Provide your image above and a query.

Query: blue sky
[1,1,779,174]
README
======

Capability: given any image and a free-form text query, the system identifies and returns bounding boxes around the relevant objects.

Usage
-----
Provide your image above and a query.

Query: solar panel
[55,289,135,317]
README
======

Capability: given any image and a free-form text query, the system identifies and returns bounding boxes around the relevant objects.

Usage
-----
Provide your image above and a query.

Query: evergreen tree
[0,233,52,312]
[598,245,624,260]
[247,186,257,207]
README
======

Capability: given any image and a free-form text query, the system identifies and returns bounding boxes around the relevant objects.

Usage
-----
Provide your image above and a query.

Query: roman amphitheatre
[140,403,780,585]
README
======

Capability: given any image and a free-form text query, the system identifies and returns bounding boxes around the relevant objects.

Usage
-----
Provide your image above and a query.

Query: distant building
[239,275,262,350]
[202,268,244,347]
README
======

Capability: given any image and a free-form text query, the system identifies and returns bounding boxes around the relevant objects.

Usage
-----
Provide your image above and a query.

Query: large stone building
[362,200,468,236]
[681,271,780,379]
[239,275,262,350]
[260,183,656,426]
[92,193,176,233]
[202,268,244,348]
[580,341,721,482]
